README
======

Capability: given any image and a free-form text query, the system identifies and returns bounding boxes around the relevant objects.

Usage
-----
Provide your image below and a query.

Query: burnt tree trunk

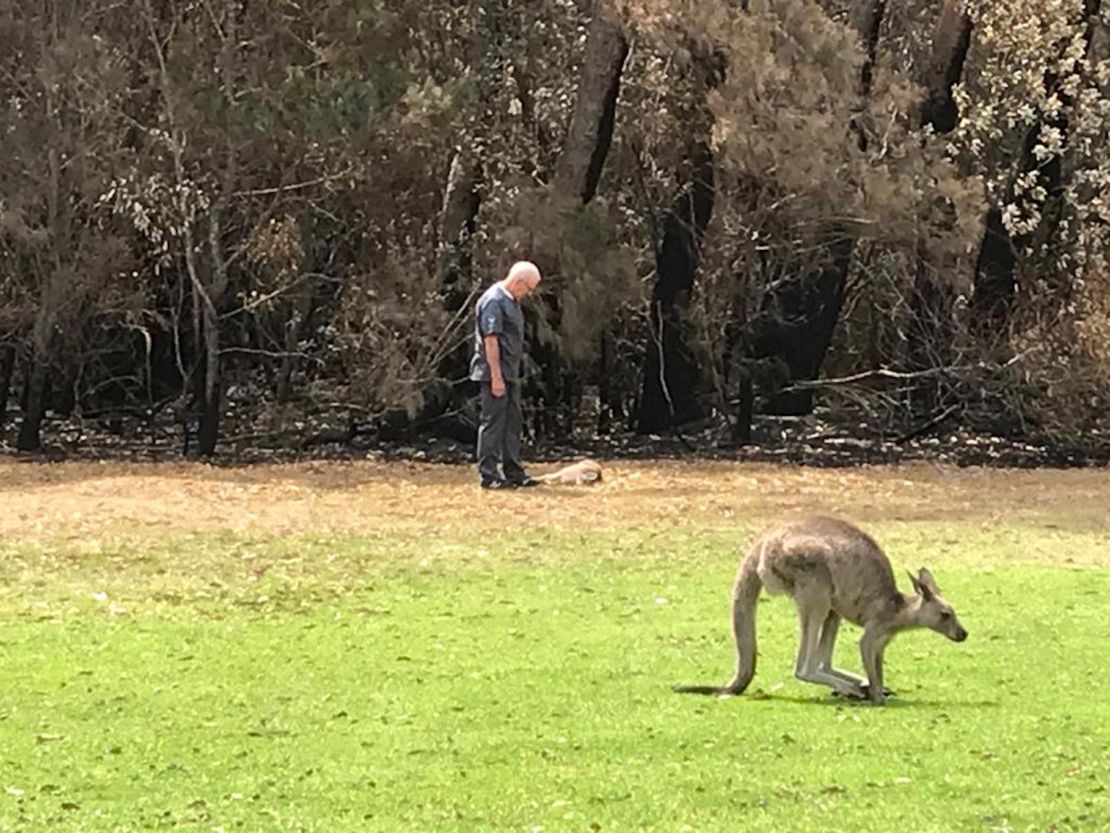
[385,1,496,443]
[438,0,498,308]
[194,5,240,458]
[192,264,224,458]
[754,0,887,415]
[16,361,50,452]
[435,151,482,413]
[17,118,68,452]
[919,0,972,134]
[906,241,953,412]
[552,0,628,205]
[195,202,233,458]
[754,235,856,415]
[597,330,624,434]
[184,187,231,459]
[275,292,314,404]
[907,0,972,411]
[850,0,886,98]
[732,366,754,446]
[969,148,1045,337]
[0,344,14,431]
[193,317,223,457]
[635,139,716,433]
[634,43,726,434]
[18,239,63,451]
[535,0,628,436]
[54,363,77,417]
[438,152,481,312]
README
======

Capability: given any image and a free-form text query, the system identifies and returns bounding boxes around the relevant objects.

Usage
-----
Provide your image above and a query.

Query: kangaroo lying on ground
[674,516,968,704]
[536,458,603,485]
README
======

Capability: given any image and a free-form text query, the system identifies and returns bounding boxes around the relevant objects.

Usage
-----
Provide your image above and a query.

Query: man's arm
[484,334,505,397]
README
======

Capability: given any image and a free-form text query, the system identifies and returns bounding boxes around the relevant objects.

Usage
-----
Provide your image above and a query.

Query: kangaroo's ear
[907,570,929,599]
[905,573,932,604]
[916,567,940,599]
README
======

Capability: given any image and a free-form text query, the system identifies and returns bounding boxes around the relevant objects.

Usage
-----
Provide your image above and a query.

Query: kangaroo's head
[908,568,968,642]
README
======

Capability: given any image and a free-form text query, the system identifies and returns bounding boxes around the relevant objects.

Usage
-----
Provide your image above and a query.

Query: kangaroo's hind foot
[830,683,894,702]
[832,684,894,703]
[860,683,895,701]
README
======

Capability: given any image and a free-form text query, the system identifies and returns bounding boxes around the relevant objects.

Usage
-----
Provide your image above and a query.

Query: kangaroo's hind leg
[793,593,866,698]
[816,612,867,692]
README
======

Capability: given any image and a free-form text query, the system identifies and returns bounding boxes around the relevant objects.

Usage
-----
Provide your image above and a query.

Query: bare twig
[219,347,325,365]
[230,167,354,199]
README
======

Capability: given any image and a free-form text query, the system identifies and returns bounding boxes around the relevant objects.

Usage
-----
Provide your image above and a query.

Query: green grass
[2,526,1109,832]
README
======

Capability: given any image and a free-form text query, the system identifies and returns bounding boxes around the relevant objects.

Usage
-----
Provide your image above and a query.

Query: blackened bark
[754,235,855,415]
[534,340,569,437]
[435,152,482,403]
[969,204,1019,336]
[535,0,628,438]
[907,242,954,412]
[437,152,480,310]
[16,361,49,452]
[732,366,753,446]
[54,364,77,417]
[195,214,229,458]
[850,0,887,97]
[907,0,971,410]
[635,141,715,433]
[276,290,316,403]
[553,0,628,204]
[919,0,972,134]
[196,378,222,456]
[192,323,223,458]
[597,330,623,434]
[969,130,1060,337]
[193,314,223,457]
[193,3,237,458]
[747,0,887,416]
[633,44,727,435]
[0,345,14,431]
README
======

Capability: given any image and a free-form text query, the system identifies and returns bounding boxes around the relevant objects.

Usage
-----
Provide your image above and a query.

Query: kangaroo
[674,516,968,704]
[536,459,603,485]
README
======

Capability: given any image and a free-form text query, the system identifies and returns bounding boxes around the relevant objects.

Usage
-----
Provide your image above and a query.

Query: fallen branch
[781,348,1040,393]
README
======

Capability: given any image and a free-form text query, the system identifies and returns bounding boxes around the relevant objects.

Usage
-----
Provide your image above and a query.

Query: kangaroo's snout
[952,627,968,642]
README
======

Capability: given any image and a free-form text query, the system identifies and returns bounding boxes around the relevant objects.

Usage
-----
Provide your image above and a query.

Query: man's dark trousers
[477,381,526,485]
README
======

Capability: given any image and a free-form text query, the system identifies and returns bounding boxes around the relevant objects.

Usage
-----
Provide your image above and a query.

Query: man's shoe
[508,476,542,488]
[480,479,512,490]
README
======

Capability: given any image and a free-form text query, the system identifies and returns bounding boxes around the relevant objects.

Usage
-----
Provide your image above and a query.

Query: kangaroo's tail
[674,553,762,696]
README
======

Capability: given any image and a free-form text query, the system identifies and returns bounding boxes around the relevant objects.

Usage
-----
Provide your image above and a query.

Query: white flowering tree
[945,0,1110,431]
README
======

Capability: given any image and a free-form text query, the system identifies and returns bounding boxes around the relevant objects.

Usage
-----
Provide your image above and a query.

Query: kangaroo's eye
[940,611,952,621]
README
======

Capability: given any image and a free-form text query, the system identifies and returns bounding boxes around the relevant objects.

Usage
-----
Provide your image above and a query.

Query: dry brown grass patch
[1,459,1106,542]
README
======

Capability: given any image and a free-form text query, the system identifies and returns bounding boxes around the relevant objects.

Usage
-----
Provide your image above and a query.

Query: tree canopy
[1,0,1107,455]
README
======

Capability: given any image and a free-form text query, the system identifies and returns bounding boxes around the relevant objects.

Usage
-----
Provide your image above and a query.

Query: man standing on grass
[470,261,543,490]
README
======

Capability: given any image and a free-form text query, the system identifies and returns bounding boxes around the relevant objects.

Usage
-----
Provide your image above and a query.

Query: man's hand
[484,334,506,397]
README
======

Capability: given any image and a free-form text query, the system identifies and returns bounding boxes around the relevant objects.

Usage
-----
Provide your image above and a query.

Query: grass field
[1,460,1108,832]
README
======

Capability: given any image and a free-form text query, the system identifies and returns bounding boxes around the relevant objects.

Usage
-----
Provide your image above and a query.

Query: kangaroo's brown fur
[674,517,968,704]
